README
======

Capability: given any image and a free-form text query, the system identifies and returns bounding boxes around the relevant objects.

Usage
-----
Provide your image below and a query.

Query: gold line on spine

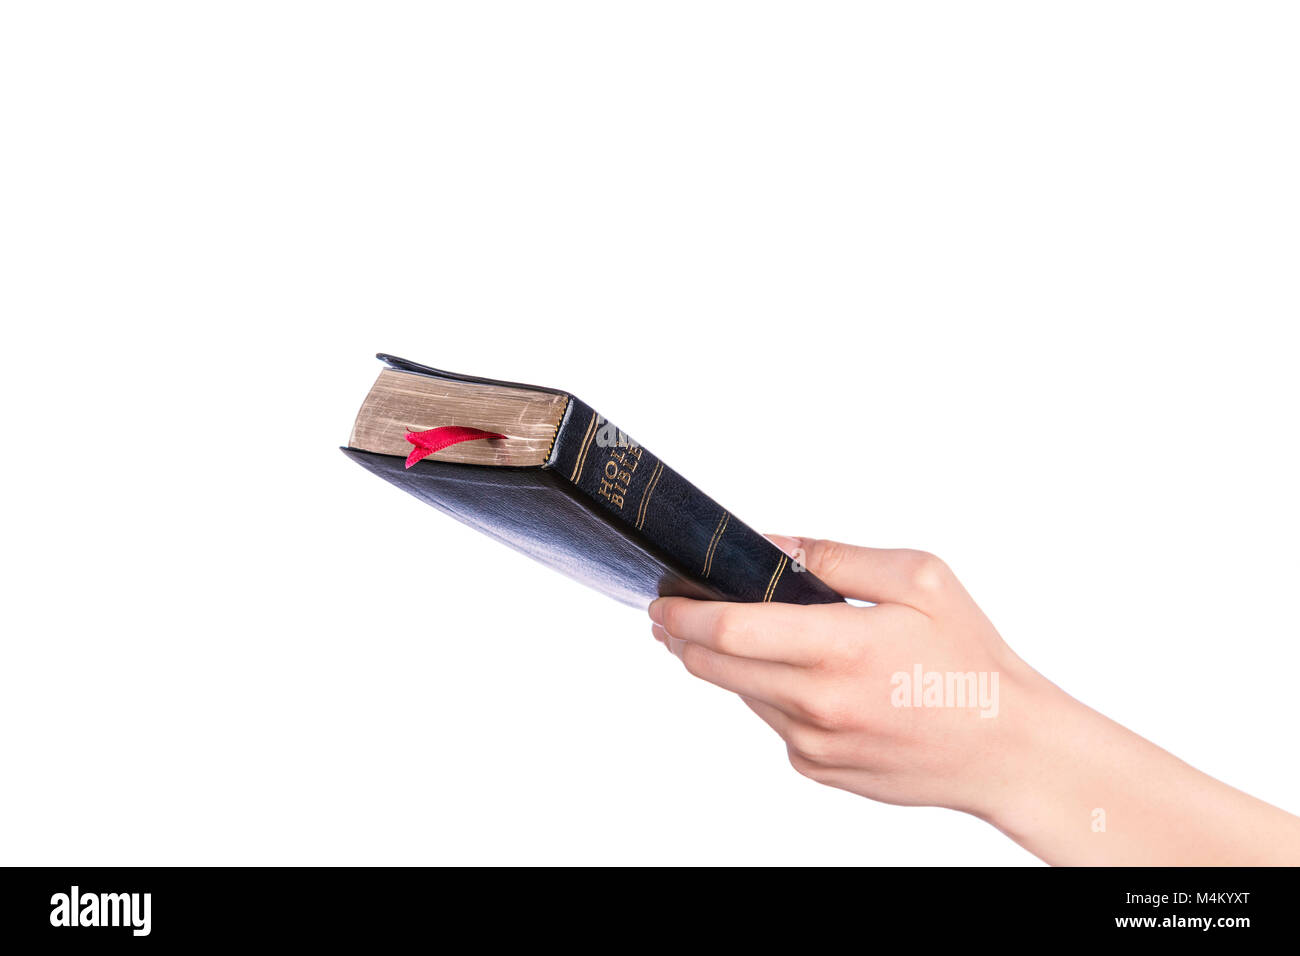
[763,555,788,602]
[570,411,599,482]
[702,511,729,577]
[637,457,665,528]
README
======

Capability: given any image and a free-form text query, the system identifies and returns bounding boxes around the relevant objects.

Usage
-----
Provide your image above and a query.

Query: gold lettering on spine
[762,555,788,602]
[702,511,730,578]
[594,444,640,511]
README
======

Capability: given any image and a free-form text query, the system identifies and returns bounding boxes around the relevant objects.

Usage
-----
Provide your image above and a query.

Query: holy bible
[343,354,842,608]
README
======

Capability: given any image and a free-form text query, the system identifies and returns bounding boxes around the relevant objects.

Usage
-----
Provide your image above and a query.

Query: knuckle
[903,550,951,595]
[801,695,855,731]
[787,747,831,782]
[786,747,819,777]
[820,619,868,670]
[786,725,837,765]
[708,609,742,654]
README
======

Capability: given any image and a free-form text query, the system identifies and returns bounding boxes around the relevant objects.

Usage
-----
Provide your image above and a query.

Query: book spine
[546,397,842,605]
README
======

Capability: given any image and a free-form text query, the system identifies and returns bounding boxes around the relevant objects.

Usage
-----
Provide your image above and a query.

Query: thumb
[765,535,954,609]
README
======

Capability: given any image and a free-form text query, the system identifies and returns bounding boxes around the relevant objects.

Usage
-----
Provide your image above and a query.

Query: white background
[2,2,1297,866]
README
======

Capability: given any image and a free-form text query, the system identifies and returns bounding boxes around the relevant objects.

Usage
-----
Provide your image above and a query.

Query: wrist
[963,667,1110,851]
[967,673,1274,865]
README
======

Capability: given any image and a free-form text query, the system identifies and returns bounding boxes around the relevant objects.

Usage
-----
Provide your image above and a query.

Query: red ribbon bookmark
[404,425,507,468]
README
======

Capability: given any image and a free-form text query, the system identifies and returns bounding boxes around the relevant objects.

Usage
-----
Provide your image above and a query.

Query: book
[342,354,843,608]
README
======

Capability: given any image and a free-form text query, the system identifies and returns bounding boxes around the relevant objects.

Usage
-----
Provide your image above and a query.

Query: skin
[648,536,1300,865]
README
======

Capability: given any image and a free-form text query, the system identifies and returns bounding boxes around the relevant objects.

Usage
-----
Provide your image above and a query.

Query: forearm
[983,679,1300,866]
[651,539,1300,866]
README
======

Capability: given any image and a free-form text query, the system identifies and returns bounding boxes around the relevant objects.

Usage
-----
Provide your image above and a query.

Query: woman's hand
[649,536,1300,865]
[650,538,1047,818]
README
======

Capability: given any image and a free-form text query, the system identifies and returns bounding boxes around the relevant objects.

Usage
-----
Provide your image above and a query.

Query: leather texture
[548,396,843,606]
[344,356,844,608]
[343,448,723,607]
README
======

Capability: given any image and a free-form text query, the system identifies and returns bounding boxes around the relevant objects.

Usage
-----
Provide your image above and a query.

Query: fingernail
[667,636,686,659]
[765,534,801,557]
[648,598,665,625]
[651,624,668,644]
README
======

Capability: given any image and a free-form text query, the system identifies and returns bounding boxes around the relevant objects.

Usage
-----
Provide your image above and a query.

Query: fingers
[740,695,795,737]
[742,697,860,782]
[651,624,811,713]
[767,535,958,611]
[649,596,848,665]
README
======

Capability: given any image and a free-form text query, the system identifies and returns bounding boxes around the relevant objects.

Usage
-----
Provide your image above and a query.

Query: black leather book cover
[343,355,843,609]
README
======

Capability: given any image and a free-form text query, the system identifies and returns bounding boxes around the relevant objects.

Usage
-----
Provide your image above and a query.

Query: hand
[649,536,1300,865]
[650,538,1044,817]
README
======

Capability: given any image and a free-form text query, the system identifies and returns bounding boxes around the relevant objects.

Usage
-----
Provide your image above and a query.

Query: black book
[342,354,842,608]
